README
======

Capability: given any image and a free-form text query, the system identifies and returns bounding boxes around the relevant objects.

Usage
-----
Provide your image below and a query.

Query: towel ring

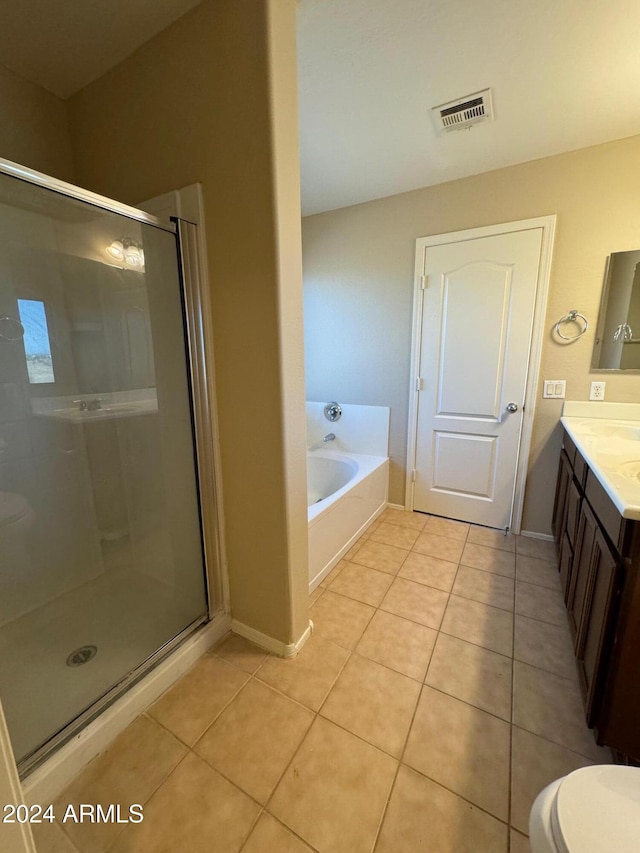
[0,317,25,342]
[555,310,588,341]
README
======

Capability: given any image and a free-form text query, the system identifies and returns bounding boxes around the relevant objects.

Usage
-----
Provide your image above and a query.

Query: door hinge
[411,469,417,482]
[420,275,428,290]
[415,377,424,391]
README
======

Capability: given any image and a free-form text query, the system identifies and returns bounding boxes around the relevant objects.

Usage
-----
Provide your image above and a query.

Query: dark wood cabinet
[552,449,571,544]
[578,525,619,725]
[596,557,640,757]
[567,499,598,643]
[558,530,573,598]
[565,478,582,549]
[553,437,583,602]
[554,425,640,759]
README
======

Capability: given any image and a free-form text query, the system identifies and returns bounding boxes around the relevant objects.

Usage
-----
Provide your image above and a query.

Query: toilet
[529,764,640,851]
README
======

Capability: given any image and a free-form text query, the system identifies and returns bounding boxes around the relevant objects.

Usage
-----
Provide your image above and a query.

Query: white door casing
[406,217,556,532]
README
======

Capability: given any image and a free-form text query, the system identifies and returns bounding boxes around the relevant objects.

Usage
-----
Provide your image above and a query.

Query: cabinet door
[565,477,582,549]
[567,499,598,644]
[559,530,573,601]
[577,527,619,725]
[552,449,571,545]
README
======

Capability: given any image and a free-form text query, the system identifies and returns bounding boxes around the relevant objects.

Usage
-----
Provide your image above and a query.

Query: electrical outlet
[590,381,606,401]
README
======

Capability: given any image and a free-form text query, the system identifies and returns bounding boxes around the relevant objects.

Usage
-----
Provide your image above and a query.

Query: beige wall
[68,0,308,643]
[303,135,640,535]
[0,63,74,182]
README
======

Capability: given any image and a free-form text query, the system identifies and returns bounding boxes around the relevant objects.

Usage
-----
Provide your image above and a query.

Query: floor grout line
[419,680,512,725]
[367,556,455,853]
[250,646,355,850]
[370,548,508,839]
[369,733,414,850]
[102,748,193,852]
[395,759,512,830]
[337,646,429,687]
[508,721,605,765]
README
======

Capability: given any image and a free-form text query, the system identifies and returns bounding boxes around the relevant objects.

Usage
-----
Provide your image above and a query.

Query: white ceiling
[297,0,640,214]
[1,1,640,218]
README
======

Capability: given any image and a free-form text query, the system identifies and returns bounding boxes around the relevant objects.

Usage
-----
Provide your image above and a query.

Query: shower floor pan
[0,567,205,769]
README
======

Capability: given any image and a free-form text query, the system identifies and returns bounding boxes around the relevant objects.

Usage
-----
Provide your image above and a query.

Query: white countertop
[561,402,640,521]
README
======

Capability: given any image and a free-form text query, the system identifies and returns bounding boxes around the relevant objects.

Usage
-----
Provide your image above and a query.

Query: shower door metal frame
[0,157,225,776]
[0,158,173,229]
[174,215,227,621]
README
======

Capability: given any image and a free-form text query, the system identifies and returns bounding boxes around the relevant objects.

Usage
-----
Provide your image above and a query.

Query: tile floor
[32,508,611,853]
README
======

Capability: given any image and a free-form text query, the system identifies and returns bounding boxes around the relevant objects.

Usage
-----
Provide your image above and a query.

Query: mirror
[592,250,640,371]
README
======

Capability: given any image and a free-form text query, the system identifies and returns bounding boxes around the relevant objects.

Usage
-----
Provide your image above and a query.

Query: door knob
[506,402,519,413]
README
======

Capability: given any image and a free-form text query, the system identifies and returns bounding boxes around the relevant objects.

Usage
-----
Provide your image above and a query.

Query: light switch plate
[543,380,566,399]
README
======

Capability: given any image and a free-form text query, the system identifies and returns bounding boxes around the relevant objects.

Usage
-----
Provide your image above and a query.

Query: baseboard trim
[231,619,313,659]
[23,614,230,806]
[386,502,406,511]
[519,530,554,541]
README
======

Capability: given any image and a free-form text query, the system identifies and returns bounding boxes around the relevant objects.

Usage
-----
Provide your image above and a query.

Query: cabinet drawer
[573,449,588,489]
[585,471,627,552]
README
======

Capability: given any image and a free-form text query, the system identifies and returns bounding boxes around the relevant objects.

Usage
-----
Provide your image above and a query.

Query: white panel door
[413,227,543,529]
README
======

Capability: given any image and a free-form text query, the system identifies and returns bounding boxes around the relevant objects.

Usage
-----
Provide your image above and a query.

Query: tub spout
[323,433,336,442]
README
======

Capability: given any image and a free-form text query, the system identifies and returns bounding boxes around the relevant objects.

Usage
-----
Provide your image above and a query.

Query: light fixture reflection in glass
[105,238,144,268]
[105,239,124,261]
[123,242,144,267]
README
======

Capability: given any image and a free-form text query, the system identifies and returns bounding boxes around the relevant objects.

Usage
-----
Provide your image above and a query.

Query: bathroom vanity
[553,404,640,760]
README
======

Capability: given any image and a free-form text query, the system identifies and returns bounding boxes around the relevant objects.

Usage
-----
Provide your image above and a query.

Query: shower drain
[66,645,98,667]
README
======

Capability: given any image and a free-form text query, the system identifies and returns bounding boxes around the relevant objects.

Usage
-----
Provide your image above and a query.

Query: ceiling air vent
[432,89,494,134]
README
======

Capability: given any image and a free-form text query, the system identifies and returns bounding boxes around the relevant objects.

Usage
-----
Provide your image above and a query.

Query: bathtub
[308,449,389,590]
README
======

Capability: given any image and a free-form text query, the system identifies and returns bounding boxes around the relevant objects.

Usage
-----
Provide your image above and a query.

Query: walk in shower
[0,161,215,775]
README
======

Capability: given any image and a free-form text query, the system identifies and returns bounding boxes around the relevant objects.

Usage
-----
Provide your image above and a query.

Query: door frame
[405,215,556,534]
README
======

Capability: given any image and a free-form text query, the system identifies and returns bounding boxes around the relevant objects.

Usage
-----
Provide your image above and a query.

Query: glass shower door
[0,167,209,770]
